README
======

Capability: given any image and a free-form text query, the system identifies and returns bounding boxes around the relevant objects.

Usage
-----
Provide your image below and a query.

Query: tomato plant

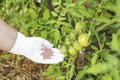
[0,0,120,80]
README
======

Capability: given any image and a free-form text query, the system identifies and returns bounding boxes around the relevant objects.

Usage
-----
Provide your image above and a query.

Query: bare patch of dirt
[0,53,53,80]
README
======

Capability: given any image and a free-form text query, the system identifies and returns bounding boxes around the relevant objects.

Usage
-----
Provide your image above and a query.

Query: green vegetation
[0,0,120,80]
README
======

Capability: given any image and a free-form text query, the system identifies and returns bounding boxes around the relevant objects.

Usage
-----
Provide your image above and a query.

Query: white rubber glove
[9,32,64,64]
[35,0,41,3]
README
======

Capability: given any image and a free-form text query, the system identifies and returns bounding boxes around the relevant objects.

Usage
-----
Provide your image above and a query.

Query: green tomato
[68,46,78,56]
[65,37,71,45]
[70,30,77,40]
[73,40,83,50]
[60,45,68,56]
[75,22,83,32]
[78,33,89,47]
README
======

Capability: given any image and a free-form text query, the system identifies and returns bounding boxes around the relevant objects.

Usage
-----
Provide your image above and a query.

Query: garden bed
[0,0,120,80]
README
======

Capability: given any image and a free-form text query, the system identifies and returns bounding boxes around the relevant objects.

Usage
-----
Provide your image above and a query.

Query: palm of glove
[41,48,53,59]
[19,37,64,64]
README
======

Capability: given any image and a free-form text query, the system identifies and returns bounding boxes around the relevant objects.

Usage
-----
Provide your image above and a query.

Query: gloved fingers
[51,56,64,62]
[51,48,64,57]
[24,50,64,64]
[36,51,63,64]
[29,37,53,48]
[32,55,59,64]
[41,58,63,64]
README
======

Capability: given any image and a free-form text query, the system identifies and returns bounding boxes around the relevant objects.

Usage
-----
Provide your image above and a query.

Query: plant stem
[96,18,118,32]
[95,33,102,50]
[71,55,77,65]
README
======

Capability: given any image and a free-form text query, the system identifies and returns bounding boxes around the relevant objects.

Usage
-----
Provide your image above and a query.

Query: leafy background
[0,0,120,80]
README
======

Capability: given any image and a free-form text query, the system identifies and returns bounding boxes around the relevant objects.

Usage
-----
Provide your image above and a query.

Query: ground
[0,52,53,80]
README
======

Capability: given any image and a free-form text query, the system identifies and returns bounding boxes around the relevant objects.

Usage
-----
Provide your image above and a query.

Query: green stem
[71,55,77,65]
[95,17,118,50]
[96,18,117,32]
[95,33,102,50]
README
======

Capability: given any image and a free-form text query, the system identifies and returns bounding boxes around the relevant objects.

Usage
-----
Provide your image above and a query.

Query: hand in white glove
[35,0,41,3]
[9,32,64,64]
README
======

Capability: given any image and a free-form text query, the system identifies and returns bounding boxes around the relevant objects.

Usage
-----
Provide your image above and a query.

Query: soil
[0,53,53,80]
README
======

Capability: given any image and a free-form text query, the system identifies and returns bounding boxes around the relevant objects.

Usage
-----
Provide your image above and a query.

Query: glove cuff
[9,32,26,55]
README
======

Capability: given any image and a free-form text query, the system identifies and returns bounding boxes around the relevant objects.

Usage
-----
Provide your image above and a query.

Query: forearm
[0,18,17,51]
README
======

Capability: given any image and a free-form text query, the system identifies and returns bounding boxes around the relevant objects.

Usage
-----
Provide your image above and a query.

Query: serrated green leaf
[75,70,86,80]
[42,69,54,76]
[53,29,60,44]
[91,45,98,50]
[69,9,82,18]
[56,76,65,80]
[42,9,50,21]
[78,6,92,18]
[95,16,110,23]
[61,26,72,34]
[40,30,48,39]
[112,68,120,80]
[58,17,66,21]
[28,8,37,19]
[105,54,118,66]
[51,11,58,17]
[91,53,98,65]
[52,2,60,6]
[46,20,56,24]
[86,62,108,75]
[101,75,112,80]
[111,34,120,53]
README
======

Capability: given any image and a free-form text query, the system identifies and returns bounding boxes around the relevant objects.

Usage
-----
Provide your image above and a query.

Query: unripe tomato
[73,40,83,50]
[68,46,78,56]
[78,33,89,47]
[70,30,77,40]
[75,22,83,32]
[65,37,71,45]
[60,45,68,56]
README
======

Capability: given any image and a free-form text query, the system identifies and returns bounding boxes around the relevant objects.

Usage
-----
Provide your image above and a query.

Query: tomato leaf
[40,30,48,39]
[28,8,37,19]
[91,53,98,66]
[111,33,120,54]
[86,62,108,75]
[75,70,86,80]
[53,29,60,45]
[42,9,50,21]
